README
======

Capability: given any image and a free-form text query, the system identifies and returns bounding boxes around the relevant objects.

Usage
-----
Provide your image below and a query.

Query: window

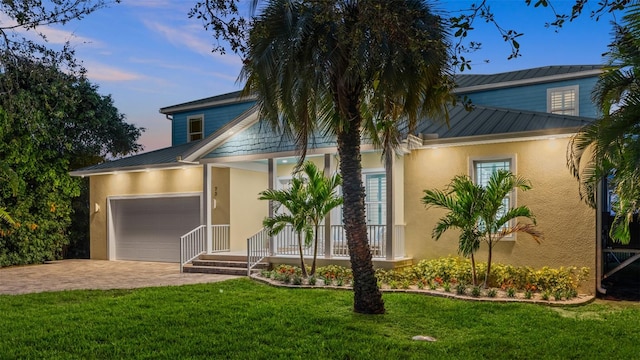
[331,172,386,226]
[365,173,386,225]
[547,85,578,116]
[188,116,204,142]
[472,158,512,233]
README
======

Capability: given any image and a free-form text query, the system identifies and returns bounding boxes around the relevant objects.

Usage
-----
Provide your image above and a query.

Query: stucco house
[72,65,607,293]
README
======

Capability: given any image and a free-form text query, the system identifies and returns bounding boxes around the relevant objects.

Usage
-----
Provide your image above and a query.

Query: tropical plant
[422,175,484,285]
[259,175,312,278]
[299,162,342,275]
[422,170,543,287]
[568,4,640,244]
[240,0,453,314]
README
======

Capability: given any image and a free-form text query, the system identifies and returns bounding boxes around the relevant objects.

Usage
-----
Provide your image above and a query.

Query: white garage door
[111,196,200,262]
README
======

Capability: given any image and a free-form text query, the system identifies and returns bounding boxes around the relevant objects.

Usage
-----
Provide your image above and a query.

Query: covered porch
[181,150,411,273]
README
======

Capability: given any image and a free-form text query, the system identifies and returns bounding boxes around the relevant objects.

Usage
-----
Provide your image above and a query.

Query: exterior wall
[403,138,596,292]
[228,168,269,252]
[462,77,599,118]
[211,167,231,225]
[171,101,255,146]
[89,166,203,260]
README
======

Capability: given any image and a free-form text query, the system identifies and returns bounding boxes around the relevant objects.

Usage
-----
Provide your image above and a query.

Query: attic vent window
[547,85,578,116]
[188,116,204,142]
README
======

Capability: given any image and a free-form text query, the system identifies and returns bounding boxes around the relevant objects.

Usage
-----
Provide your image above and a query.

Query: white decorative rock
[412,335,437,342]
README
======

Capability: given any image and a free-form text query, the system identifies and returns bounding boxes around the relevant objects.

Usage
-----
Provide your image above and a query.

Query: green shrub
[486,288,497,298]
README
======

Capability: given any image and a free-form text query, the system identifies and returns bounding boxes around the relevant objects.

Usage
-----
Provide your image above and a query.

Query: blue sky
[18,0,619,153]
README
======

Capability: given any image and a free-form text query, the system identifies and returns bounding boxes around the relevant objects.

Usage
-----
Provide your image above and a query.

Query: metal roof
[454,65,603,91]
[414,104,593,140]
[70,141,199,176]
[160,91,254,115]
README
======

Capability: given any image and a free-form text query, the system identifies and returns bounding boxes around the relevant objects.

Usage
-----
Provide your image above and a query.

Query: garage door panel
[112,196,200,262]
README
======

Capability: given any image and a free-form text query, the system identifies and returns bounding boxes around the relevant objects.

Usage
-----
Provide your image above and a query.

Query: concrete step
[191,259,268,270]
[183,264,249,276]
[198,253,249,262]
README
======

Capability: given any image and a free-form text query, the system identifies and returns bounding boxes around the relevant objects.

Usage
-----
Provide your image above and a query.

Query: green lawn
[1,278,638,359]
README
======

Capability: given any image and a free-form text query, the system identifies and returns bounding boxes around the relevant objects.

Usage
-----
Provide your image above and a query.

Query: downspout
[596,179,607,294]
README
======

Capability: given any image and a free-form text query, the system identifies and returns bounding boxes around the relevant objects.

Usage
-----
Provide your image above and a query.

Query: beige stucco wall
[211,167,231,225]
[89,166,203,260]
[228,168,269,252]
[404,138,596,292]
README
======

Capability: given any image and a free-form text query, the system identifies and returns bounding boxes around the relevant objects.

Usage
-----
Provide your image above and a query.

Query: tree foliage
[191,0,632,69]
[568,4,640,244]
[0,57,143,266]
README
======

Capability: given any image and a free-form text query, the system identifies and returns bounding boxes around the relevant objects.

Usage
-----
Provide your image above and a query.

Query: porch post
[203,163,213,254]
[385,152,394,260]
[324,154,333,259]
[268,158,276,256]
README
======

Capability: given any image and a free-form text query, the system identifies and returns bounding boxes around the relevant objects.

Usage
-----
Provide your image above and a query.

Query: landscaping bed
[255,256,593,305]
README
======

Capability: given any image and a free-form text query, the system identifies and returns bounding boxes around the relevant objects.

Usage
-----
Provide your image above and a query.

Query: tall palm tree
[301,162,343,275]
[422,170,542,287]
[422,175,484,286]
[241,0,453,314]
[568,4,640,244]
[259,176,313,277]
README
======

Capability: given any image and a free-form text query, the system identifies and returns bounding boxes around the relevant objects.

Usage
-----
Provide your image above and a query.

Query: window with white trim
[547,85,578,116]
[473,159,512,232]
[365,173,386,225]
[188,116,204,142]
[332,172,386,226]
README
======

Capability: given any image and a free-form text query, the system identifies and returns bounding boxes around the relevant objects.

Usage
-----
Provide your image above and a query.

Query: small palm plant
[422,170,543,287]
[422,175,483,286]
[479,170,543,287]
[301,162,342,275]
[259,176,313,278]
[259,161,343,277]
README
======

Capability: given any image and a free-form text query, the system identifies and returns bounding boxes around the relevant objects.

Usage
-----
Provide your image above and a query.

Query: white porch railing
[211,224,231,252]
[272,225,325,257]
[247,228,270,275]
[180,225,206,273]
[180,224,230,272]
[330,224,386,258]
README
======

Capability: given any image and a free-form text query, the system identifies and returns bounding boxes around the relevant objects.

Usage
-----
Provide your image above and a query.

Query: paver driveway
[0,259,238,295]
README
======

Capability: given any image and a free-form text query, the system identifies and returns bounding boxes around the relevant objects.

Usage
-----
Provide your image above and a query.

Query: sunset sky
[15,0,620,153]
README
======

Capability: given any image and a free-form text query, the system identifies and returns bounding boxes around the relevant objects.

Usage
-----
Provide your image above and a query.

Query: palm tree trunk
[484,239,493,288]
[337,114,385,314]
[297,233,308,278]
[311,223,319,275]
[470,253,477,286]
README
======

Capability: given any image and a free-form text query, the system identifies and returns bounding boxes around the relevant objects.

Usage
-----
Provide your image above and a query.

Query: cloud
[0,13,99,46]
[83,62,143,82]
[142,20,242,66]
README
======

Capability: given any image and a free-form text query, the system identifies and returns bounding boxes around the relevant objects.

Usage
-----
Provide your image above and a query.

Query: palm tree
[478,170,543,287]
[301,162,343,275]
[422,170,542,287]
[422,175,484,286]
[259,176,313,277]
[568,5,640,244]
[241,0,453,314]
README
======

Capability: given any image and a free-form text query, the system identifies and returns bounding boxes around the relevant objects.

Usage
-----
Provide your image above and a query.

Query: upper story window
[547,85,579,116]
[188,115,204,142]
